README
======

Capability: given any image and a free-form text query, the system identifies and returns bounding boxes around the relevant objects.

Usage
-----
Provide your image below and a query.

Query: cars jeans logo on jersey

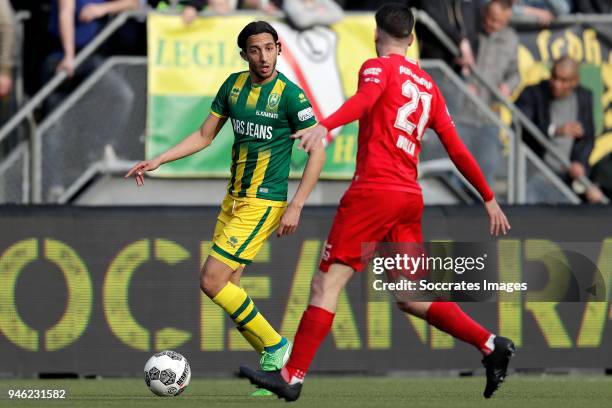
[298,107,314,122]
[267,93,281,111]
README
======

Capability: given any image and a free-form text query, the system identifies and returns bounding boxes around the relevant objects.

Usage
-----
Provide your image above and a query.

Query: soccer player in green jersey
[126,21,326,396]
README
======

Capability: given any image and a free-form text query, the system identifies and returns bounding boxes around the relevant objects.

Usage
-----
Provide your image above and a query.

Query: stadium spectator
[0,0,14,101]
[46,0,139,78]
[457,0,519,188]
[574,0,612,13]
[41,0,139,112]
[516,56,605,203]
[415,0,484,74]
[512,0,573,25]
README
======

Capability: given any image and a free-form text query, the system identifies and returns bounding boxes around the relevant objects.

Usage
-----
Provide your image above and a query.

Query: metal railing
[414,9,606,204]
[33,56,147,203]
[0,10,139,148]
[419,59,518,203]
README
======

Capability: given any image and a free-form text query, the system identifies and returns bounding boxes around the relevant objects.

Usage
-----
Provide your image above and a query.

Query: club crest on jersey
[267,93,281,111]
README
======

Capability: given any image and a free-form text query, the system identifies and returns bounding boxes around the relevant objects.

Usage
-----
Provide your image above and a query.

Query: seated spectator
[512,0,573,26]
[574,0,612,13]
[516,56,605,203]
[457,0,519,189]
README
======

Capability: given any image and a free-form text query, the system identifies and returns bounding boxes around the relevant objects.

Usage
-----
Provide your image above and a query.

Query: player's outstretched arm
[125,113,227,186]
[436,125,511,236]
[291,67,386,152]
[277,142,326,237]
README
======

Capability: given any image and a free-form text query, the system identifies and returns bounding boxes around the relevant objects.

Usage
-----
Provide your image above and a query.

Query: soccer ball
[144,350,191,396]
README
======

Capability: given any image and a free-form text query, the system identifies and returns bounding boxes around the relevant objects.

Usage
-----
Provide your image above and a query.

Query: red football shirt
[321,53,493,201]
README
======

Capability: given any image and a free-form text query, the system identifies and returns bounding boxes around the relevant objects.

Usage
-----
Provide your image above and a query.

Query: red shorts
[319,188,424,272]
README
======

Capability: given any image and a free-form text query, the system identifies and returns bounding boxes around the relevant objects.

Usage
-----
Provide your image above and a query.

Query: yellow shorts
[210,194,287,270]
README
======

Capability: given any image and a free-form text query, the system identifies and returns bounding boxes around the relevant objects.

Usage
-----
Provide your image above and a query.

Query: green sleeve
[286,87,317,133]
[211,75,232,118]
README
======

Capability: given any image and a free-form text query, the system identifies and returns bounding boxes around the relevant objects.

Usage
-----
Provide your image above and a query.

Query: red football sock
[426,302,493,355]
[284,305,335,382]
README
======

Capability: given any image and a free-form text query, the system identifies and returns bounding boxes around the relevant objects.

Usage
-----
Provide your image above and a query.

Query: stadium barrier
[0,206,610,377]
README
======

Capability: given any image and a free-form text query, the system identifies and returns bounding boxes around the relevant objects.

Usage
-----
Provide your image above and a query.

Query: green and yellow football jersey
[210,71,317,203]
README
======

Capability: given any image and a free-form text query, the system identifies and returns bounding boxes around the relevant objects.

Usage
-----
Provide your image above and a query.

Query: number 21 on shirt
[394,79,432,141]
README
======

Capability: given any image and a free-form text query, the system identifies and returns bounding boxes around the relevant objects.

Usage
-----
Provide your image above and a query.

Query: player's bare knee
[310,272,326,298]
[200,267,229,298]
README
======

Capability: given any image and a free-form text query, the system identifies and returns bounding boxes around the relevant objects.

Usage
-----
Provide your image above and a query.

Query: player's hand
[277,203,302,237]
[291,124,327,153]
[124,158,162,187]
[484,198,511,236]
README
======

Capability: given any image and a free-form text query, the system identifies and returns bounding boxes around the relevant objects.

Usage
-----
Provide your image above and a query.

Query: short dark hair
[375,3,415,39]
[237,21,279,50]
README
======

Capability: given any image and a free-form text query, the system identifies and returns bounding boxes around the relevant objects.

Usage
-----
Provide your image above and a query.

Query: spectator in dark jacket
[516,56,604,203]
[416,0,484,74]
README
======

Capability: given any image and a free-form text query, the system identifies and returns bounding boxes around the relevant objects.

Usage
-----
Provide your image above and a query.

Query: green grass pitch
[0,376,610,408]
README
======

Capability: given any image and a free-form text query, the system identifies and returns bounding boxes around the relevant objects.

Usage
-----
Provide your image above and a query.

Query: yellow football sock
[212,282,282,348]
[236,326,265,354]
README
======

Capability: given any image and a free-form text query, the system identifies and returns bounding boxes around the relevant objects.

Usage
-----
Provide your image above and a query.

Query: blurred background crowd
[2,0,612,205]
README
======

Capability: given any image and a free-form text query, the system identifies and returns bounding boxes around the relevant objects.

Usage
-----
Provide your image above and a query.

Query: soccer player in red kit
[240,4,515,401]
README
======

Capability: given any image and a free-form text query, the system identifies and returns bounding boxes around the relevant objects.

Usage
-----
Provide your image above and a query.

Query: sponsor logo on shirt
[364,77,380,84]
[399,66,432,90]
[298,93,308,104]
[256,110,279,119]
[232,118,273,140]
[297,107,314,122]
[362,67,382,76]
[258,187,269,193]
[396,135,416,156]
